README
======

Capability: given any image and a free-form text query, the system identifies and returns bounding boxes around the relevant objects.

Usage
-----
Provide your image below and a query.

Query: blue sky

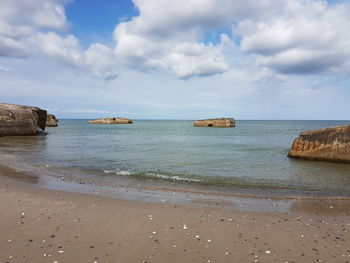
[0,0,349,119]
[65,0,138,47]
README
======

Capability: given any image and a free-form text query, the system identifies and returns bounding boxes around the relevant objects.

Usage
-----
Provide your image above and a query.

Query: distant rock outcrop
[46,114,58,127]
[288,124,350,163]
[88,117,133,124]
[193,118,235,127]
[0,103,47,136]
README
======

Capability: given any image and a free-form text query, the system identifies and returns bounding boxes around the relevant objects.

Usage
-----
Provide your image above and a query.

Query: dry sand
[1,170,350,263]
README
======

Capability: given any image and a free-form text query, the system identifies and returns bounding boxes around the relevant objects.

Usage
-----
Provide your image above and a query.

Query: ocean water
[1,120,350,197]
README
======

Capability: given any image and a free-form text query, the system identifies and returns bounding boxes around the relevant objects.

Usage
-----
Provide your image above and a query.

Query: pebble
[265,250,271,254]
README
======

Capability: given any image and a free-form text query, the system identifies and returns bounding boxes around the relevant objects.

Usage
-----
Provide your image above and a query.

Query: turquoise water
[1,120,350,196]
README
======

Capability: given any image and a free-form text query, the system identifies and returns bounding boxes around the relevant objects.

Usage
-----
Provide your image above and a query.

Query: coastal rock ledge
[88,117,133,124]
[288,124,350,163]
[193,118,235,127]
[46,114,58,127]
[0,103,47,136]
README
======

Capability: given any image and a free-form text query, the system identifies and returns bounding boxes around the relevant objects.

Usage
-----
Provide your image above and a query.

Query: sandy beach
[1,167,350,263]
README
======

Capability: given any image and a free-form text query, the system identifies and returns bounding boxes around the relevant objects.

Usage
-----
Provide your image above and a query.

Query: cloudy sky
[0,0,349,119]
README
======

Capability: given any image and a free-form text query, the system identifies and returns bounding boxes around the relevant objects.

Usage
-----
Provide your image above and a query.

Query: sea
[1,120,350,199]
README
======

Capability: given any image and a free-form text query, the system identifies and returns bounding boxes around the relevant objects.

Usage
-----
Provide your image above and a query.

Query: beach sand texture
[1,167,350,263]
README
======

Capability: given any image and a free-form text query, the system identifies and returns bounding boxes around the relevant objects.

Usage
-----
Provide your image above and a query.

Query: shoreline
[1,163,350,214]
[1,165,350,262]
[2,156,350,203]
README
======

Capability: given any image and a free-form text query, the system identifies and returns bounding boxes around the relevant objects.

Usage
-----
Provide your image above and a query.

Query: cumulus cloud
[34,32,81,67]
[1,0,350,80]
[0,0,68,57]
[239,0,350,75]
[0,36,29,58]
[114,0,350,77]
[115,23,228,78]
[0,0,118,80]
[33,32,118,80]
[126,0,284,38]
[113,0,248,78]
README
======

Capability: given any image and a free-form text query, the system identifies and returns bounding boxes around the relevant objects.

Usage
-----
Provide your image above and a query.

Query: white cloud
[0,0,118,80]
[0,0,68,57]
[0,36,29,57]
[127,0,285,37]
[34,32,82,67]
[84,43,119,80]
[2,0,350,81]
[33,32,119,80]
[238,0,350,75]
[113,0,245,78]
[115,28,228,79]
[113,0,350,78]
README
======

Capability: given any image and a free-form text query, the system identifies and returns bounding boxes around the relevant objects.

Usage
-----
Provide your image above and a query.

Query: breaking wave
[103,169,202,183]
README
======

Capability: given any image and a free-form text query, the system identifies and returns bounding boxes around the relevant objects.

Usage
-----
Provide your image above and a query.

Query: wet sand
[1,170,350,263]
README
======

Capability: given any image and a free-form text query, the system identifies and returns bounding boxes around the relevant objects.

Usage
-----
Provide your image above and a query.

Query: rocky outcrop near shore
[288,124,350,163]
[0,103,47,136]
[88,117,133,124]
[46,114,58,127]
[193,118,235,127]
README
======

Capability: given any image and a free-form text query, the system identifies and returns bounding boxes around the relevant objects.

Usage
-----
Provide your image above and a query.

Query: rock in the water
[88,117,133,124]
[288,124,350,163]
[193,118,235,127]
[46,114,58,127]
[0,103,47,136]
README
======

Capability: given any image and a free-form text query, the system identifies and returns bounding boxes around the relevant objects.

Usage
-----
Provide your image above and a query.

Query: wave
[103,169,201,183]
[99,167,350,198]
[103,169,131,176]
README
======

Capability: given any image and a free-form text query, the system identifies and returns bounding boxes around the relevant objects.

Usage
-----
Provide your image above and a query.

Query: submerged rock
[46,114,58,127]
[88,117,133,124]
[0,103,47,136]
[193,118,235,127]
[288,124,350,163]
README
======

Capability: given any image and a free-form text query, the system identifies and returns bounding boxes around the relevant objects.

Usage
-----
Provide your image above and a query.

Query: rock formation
[46,114,58,127]
[193,118,235,127]
[88,117,133,124]
[0,103,47,136]
[288,124,350,163]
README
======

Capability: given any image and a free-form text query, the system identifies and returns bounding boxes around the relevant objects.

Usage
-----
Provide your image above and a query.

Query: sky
[0,0,349,120]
